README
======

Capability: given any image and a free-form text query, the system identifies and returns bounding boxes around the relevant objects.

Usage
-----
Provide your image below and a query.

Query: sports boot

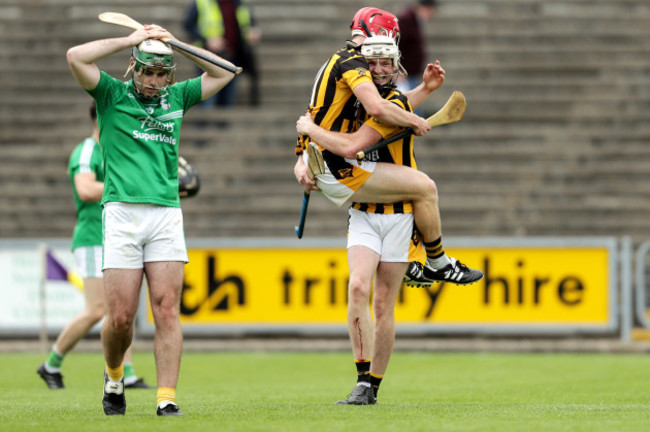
[403,261,434,288]
[124,377,155,389]
[102,372,126,415]
[334,384,377,405]
[157,401,184,416]
[37,363,65,389]
[423,257,483,285]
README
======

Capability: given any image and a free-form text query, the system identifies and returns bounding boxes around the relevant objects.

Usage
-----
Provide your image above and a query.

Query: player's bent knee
[373,298,396,320]
[348,277,371,302]
[106,313,135,334]
[152,304,180,324]
[419,176,438,201]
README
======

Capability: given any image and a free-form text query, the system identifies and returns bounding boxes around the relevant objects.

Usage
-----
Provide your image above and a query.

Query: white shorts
[73,245,103,278]
[102,202,188,270]
[347,208,414,262]
[303,145,376,207]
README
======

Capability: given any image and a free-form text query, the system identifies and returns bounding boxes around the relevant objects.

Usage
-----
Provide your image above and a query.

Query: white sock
[158,400,177,409]
[427,254,452,270]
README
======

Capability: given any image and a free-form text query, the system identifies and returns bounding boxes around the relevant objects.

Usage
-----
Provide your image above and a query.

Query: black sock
[370,373,383,398]
[355,359,371,384]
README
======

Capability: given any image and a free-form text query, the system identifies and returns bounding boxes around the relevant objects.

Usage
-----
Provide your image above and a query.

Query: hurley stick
[355,91,466,161]
[294,145,325,239]
[98,12,243,74]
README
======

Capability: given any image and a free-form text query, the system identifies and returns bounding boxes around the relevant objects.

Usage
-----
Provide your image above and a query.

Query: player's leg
[353,162,442,241]
[101,267,142,415]
[142,204,187,416]
[370,260,408,399]
[102,269,142,369]
[368,212,411,401]
[55,276,105,354]
[145,261,184,415]
[100,202,147,415]
[354,163,483,285]
[335,209,381,406]
[38,246,104,389]
[347,245,379,364]
[335,244,379,405]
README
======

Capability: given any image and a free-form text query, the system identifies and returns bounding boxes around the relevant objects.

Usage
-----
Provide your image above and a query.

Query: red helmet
[350,7,400,42]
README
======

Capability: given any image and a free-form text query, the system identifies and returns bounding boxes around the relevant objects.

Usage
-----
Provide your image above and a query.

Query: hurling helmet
[350,7,400,43]
[129,39,176,99]
[361,35,405,88]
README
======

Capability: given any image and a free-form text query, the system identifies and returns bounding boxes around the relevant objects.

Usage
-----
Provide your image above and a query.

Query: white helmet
[361,35,407,83]
[127,39,176,100]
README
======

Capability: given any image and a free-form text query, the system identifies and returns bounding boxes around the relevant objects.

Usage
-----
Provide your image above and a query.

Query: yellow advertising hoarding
[157,241,614,328]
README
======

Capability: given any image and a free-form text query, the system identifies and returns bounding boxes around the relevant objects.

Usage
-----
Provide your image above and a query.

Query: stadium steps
[3,0,650,244]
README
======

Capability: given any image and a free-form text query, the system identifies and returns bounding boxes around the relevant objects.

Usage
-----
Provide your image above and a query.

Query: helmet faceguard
[361,35,406,92]
[350,7,400,44]
[126,39,176,101]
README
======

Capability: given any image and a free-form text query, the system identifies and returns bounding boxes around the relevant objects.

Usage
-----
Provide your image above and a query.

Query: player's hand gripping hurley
[355,91,466,161]
[98,12,243,75]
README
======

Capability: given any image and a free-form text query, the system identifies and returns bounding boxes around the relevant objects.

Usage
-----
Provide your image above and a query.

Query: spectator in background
[184,0,261,107]
[396,0,437,98]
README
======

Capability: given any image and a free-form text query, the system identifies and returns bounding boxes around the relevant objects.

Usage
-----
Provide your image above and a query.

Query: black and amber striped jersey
[351,88,417,214]
[295,41,373,156]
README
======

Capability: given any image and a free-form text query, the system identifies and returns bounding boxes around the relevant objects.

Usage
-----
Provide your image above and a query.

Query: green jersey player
[67,23,236,417]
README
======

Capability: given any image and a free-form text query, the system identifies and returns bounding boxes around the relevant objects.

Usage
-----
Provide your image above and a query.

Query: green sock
[46,348,64,369]
[123,363,136,380]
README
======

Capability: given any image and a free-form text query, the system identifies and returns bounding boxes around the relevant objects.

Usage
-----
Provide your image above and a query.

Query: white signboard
[0,245,87,334]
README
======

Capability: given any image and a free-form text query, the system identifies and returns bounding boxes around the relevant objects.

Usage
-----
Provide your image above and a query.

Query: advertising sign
[147,238,618,333]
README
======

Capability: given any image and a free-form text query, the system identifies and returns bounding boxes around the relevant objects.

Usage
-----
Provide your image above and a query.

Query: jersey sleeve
[176,76,203,112]
[340,56,373,92]
[87,71,122,114]
[68,146,82,179]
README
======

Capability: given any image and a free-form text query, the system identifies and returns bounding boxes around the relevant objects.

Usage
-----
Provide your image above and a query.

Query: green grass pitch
[1,350,649,431]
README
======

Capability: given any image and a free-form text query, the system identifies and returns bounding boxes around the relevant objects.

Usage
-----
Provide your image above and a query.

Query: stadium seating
[1,0,650,242]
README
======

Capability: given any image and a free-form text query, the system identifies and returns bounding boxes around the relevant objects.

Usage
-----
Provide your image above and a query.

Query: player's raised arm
[167,38,236,101]
[67,26,165,90]
[405,60,446,109]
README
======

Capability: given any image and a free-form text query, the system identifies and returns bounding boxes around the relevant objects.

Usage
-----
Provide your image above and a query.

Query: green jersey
[88,71,202,207]
[68,137,104,250]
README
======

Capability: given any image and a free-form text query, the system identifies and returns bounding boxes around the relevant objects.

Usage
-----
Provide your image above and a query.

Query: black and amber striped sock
[424,237,451,269]
[355,359,371,384]
[370,373,383,398]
